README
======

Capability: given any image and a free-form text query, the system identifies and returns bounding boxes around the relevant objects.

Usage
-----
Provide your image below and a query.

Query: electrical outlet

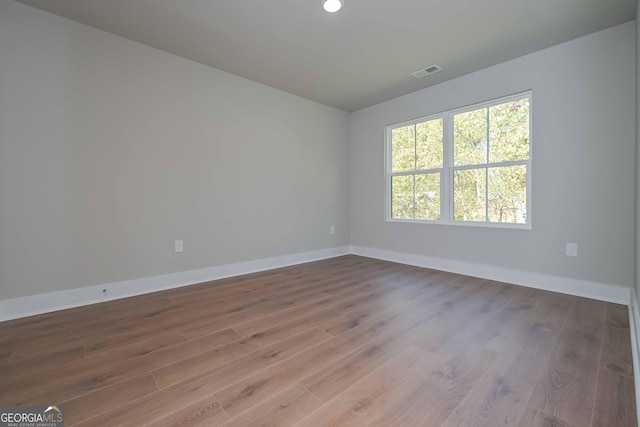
[566,243,578,257]
[175,240,184,253]
[330,226,335,235]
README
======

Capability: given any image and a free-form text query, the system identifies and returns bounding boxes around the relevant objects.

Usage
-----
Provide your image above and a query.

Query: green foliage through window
[387,93,531,226]
[390,118,443,221]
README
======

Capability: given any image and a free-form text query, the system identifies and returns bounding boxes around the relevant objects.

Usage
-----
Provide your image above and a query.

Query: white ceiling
[15,0,637,111]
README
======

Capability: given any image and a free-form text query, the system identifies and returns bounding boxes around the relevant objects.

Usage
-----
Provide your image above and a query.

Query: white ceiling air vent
[411,64,442,79]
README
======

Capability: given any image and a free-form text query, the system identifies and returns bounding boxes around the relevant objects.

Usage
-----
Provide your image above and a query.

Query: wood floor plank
[232,309,338,349]
[110,271,355,342]
[369,343,497,426]
[601,324,634,379]
[221,384,324,427]
[305,276,417,316]
[301,328,417,402]
[0,255,633,427]
[606,303,631,329]
[601,304,634,379]
[153,328,331,389]
[0,345,85,383]
[98,327,326,424]
[0,352,10,365]
[2,328,244,404]
[293,345,442,427]
[4,324,100,362]
[447,298,569,425]
[61,374,158,426]
[592,371,637,427]
[330,271,465,321]
[0,306,118,343]
[232,304,330,337]
[150,308,395,420]
[15,294,244,362]
[485,291,573,353]
[83,331,188,367]
[74,381,229,427]
[1,317,104,354]
[469,299,538,350]
[147,398,229,427]
[413,281,527,357]
[178,299,296,339]
[318,311,380,336]
[516,406,577,427]
[273,273,387,306]
[442,411,502,427]
[299,292,453,402]
[525,299,605,427]
[1,298,176,357]
[214,316,400,417]
[565,297,607,334]
[163,273,292,306]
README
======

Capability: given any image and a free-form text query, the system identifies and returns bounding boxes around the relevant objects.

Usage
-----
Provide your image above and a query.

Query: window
[386,92,531,228]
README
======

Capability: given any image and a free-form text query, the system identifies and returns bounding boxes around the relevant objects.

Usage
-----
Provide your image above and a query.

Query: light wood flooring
[0,255,636,426]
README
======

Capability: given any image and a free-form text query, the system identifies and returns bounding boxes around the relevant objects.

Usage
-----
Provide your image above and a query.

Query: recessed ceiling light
[322,0,343,13]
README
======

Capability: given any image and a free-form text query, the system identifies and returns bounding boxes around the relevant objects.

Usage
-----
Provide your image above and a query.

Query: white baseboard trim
[1,244,632,322]
[0,246,350,322]
[629,289,640,426]
[349,245,631,305]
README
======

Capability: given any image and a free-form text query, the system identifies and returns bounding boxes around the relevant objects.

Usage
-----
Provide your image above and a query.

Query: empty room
[1,0,639,425]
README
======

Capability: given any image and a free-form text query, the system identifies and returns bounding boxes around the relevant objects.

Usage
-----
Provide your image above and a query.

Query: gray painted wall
[350,22,636,289]
[0,1,351,300]
[0,0,636,303]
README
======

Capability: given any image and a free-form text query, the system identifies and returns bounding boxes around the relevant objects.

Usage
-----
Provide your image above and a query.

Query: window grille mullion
[485,167,489,222]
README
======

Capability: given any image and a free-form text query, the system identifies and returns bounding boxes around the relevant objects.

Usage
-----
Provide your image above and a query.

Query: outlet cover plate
[566,243,578,257]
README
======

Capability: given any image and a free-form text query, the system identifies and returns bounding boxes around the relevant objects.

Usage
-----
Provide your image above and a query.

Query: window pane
[391,125,415,172]
[489,98,530,163]
[454,108,487,166]
[488,165,527,223]
[415,173,440,220]
[391,175,414,219]
[416,118,443,170]
[454,168,486,221]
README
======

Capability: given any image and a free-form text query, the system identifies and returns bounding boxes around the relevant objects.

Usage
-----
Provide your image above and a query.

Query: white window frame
[385,91,532,229]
